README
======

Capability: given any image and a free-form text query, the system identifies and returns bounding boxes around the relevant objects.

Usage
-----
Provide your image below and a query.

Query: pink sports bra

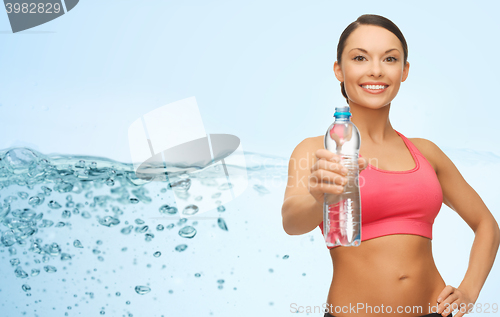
[319,130,443,249]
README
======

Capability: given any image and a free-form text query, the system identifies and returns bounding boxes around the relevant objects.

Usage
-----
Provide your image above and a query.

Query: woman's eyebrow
[349,48,400,54]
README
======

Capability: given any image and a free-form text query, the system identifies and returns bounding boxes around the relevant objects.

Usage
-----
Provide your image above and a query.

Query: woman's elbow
[281,208,295,236]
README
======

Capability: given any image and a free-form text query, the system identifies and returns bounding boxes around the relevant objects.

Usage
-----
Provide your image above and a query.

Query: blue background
[0,0,499,316]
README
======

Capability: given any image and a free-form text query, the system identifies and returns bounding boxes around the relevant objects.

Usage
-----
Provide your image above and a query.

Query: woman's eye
[352,56,398,62]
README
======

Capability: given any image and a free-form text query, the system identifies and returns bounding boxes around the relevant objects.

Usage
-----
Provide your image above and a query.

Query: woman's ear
[333,61,344,83]
[402,61,410,82]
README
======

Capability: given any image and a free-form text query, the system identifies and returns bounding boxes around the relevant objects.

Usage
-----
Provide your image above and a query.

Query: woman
[281,14,500,317]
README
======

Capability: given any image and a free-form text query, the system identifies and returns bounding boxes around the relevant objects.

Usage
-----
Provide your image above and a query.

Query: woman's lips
[360,85,389,94]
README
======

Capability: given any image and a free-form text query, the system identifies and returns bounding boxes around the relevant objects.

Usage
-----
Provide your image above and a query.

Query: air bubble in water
[136,225,148,233]
[15,267,28,278]
[129,198,139,204]
[178,226,196,239]
[19,208,36,221]
[134,285,151,295]
[135,219,145,225]
[10,258,20,266]
[121,226,133,235]
[61,253,72,261]
[153,251,161,258]
[175,244,187,252]
[39,219,53,228]
[73,240,83,248]
[4,148,37,172]
[182,205,199,216]
[8,246,16,256]
[48,200,62,209]
[1,230,16,247]
[28,196,43,206]
[145,233,154,242]
[0,203,11,218]
[217,218,228,231]
[98,216,120,227]
[44,265,57,273]
[169,179,191,192]
[17,192,29,199]
[159,205,177,215]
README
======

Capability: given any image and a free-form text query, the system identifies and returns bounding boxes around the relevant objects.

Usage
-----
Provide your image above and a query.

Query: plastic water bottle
[323,106,362,247]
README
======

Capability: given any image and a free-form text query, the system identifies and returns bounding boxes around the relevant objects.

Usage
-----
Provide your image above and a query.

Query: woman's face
[334,24,409,110]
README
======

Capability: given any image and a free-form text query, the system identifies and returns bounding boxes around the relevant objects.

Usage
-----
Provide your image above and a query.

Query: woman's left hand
[436,285,476,317]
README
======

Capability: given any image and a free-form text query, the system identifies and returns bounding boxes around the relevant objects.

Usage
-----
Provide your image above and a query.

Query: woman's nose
[369,62,384,77]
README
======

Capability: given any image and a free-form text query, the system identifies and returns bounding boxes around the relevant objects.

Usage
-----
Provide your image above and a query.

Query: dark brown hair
[337,14,408,104]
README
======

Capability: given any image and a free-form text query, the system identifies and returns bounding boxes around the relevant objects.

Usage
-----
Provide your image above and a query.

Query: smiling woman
[281,14,500,317]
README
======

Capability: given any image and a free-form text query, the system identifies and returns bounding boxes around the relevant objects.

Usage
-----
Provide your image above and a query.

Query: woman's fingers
[310,168,347,186]
[315,149,367,173]
[311,158,347,176]
[437,285,458,315]
[308,175,346,195]
[315,149,341,162]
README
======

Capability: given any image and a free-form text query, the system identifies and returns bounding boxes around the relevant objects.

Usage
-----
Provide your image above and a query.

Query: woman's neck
[349,102,395,144]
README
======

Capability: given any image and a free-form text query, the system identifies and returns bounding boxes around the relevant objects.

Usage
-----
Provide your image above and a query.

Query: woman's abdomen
[327,235,446,317]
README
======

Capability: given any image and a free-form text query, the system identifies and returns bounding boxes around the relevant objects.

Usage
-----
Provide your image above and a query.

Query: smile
[360,84,389,94]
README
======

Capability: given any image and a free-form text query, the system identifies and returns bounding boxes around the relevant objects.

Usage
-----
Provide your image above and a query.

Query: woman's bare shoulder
[407,137,440,173]
[289,136,324,161]
[293,135,323,150]
[309,135,324,150]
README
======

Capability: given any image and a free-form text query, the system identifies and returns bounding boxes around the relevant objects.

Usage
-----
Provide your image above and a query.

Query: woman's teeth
[361,85,387,90]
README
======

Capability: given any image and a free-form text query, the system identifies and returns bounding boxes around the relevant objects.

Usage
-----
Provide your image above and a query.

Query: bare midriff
[326,234,446,317]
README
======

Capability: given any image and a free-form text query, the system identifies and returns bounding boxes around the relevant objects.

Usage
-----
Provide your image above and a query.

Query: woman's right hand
[308,149,367,205]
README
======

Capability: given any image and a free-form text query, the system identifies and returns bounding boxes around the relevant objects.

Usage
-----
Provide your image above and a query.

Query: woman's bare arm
[282,138,324,235]
[281,137,366,235]
[422,139,500,303]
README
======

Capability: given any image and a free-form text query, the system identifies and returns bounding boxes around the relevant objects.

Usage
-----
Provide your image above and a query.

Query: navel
[398,274,409,280]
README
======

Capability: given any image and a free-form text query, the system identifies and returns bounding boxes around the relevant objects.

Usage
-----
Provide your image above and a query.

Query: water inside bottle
[324,155,361,247]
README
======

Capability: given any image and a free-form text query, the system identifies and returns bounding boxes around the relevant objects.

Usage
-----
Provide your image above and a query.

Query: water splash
[0,147,286,316]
